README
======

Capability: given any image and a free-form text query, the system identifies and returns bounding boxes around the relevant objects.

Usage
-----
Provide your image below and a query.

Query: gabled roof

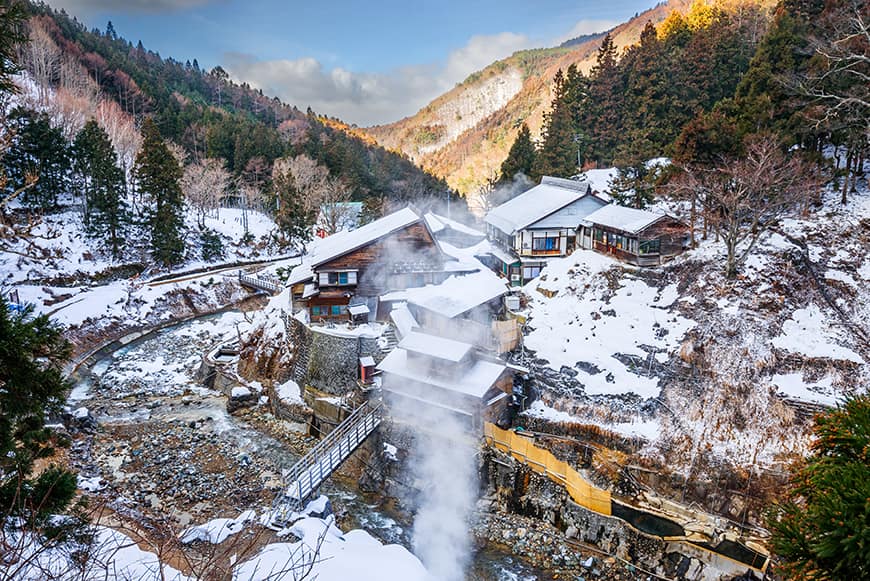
[307,207,424,268]
[583,205,674,235]
[528,194,608,229]
[485,176,591,235]
[399,330,472,363]
[377,348,506,399]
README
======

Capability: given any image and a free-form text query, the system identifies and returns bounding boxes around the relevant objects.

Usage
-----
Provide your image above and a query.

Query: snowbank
[234,517,428,581]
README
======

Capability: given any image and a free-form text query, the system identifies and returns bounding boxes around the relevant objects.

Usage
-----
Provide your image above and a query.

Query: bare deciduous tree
[272,154,328,216]
[96,99,141,188]
[19,18,60,106]
[181,158,231,228]
[673,134,820,278]
[315,176,354,236]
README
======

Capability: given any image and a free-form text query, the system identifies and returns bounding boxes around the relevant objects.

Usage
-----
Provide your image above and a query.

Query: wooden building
[289,208,475,322]
[581,205,688,266]
[483,176,605,285]
[376,330,513,431]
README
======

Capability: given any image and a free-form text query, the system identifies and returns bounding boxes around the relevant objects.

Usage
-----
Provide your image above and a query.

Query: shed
[359,356,377,384]
[348,303,370,324]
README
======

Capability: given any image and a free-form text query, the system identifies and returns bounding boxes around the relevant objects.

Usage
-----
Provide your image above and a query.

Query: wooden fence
[484,423,612,516]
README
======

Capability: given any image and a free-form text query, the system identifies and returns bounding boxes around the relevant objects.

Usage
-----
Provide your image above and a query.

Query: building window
[522,266,542,280]
[532,236,558,251]
[311,306,322,317]
[593,229,604,243]
[639,239,661,255]
[331,305,345,316]
[328,272,349,285]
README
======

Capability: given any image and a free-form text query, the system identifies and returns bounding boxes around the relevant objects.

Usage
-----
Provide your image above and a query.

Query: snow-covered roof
[584,204,670,235]
[399,330,472,363]
[359,356,376,367]
[485,176,591,235]
[377,348,506,399]
[348,304,370,316]
[288,263,314,286]
[425,212,485,238]
[308,207,423,268]
[479,243,519,267]
[401,270,509,319]
[288,208,432,284]
[529,194,608,229]
[389,304,419,339]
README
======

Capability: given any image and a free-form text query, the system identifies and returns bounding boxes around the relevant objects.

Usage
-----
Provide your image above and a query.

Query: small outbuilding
[581,205,688,266]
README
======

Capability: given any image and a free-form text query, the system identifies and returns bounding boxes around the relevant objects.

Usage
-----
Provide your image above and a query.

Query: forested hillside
[0,0,458,272]
[365,0,699,193]
[23,1,451,204]
[507,0,867,211]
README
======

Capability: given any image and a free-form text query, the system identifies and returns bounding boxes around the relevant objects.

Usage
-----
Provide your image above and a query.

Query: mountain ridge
[363,0,723,194]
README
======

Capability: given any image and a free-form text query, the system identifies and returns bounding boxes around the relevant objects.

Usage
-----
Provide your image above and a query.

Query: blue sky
[49,0,657,125]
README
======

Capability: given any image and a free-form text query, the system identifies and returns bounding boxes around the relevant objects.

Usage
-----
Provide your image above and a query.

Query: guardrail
[238,271,282,294]
[268,400,382,528]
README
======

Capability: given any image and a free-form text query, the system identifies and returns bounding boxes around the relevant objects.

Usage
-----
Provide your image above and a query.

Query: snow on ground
[2,206,280,286]
[4,510,427,581]
[577,168,617,198]
[772,304,863,363]
[523,401,660,441]
[235,516,428,581]
[522,250,695,399]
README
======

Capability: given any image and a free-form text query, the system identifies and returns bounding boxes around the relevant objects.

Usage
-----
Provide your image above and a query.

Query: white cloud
[48,0,217,14]
[223,32,531,127]
[553,19,618,45]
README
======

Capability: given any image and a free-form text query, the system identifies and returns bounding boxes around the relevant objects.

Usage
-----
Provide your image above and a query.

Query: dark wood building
[581,205,688,266]
[288,208,472,322]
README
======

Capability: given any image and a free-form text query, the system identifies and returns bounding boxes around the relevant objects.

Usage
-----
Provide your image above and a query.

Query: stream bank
[66,312,553,580]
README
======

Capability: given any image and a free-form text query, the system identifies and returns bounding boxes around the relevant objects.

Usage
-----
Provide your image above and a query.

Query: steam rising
[405,405,478,581]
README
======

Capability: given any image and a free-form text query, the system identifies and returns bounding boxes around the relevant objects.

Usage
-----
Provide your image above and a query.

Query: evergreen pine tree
[4,108,70,209]
[499,123,536,182]
[73,120,128,259]
[532,68,580,179]
[581,34,623,166]
[768,396,870,580]
[0,298,77,524]
[0,1,26,95]
[273,165,314,243]
[135,118,185,266]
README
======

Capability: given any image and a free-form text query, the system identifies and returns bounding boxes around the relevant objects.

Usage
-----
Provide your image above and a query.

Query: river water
[69,312,544,581]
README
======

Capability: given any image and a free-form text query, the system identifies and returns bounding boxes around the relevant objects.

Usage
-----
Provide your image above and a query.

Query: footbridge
[238,270,282,294]
[268,400,382,528]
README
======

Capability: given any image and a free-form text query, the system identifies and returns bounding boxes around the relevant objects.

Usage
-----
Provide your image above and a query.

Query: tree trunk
[841,151,852,204]
[690,196,696,247]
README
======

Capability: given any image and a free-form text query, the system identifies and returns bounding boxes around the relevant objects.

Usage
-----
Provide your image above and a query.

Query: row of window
[531,236,559,251]
[318,271,358,286]
[310,305,347,317]
[592,229,661,255]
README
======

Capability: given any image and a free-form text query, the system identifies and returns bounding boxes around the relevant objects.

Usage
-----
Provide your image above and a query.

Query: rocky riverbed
[65,313,559,580]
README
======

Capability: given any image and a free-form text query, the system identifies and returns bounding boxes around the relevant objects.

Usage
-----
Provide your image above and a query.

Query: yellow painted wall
[484,423,612,516]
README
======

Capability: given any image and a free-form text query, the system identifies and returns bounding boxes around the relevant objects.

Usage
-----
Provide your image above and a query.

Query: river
[68,312,545,580]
